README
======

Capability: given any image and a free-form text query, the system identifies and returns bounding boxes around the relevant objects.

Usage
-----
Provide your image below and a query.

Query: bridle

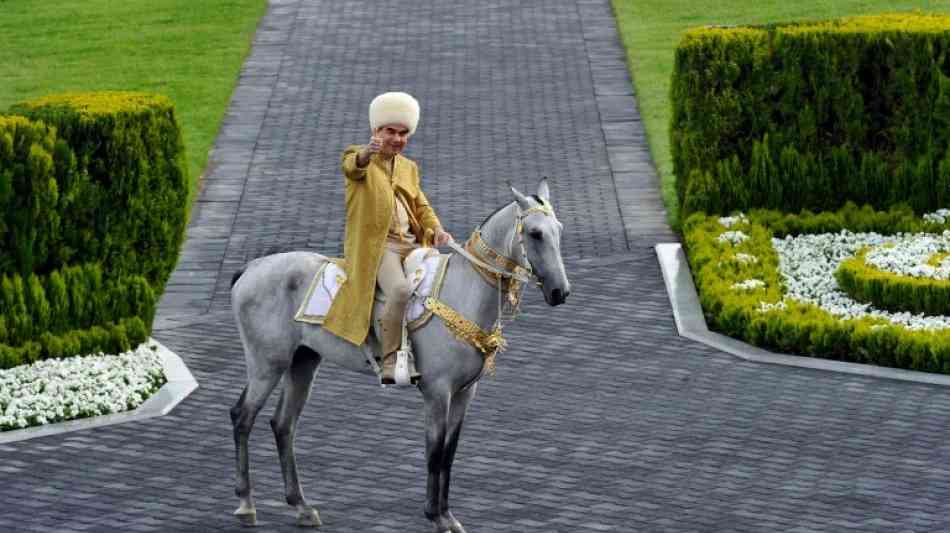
[446,198,561,290]
[427,196,562,376]
[445,197,561,316]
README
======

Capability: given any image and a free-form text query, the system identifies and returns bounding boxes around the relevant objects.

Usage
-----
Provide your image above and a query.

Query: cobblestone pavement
[4,1,950,532]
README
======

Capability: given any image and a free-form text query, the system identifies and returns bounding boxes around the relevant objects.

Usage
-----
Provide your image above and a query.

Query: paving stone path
[3,1,950,532]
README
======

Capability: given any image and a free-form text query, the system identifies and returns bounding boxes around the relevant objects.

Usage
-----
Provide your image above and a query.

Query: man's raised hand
[357,135,383,167]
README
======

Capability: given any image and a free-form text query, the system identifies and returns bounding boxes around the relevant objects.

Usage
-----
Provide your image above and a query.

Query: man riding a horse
[228,91,571,532]
[322,91,453,384]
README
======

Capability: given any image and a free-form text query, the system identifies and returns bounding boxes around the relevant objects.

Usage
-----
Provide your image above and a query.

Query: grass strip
[0,0,269,208]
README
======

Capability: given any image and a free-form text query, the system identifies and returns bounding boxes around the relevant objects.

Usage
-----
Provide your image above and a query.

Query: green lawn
[0,0,268,208]
[611,0,950,230]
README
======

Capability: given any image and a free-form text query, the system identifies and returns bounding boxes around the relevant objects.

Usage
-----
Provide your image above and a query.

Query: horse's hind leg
[231,365,285,526]
[271,346,322,527]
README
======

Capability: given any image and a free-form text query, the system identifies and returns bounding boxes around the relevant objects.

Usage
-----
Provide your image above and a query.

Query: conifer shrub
[9,91,189,294]
[672,13,950,218]
[0,264,155,369]
[0,93,186,368]
[0,116,61,278]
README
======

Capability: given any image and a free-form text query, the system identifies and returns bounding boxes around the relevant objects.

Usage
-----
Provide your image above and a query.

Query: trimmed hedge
[749,202,947,237]
[0,116,62,278]
[0,92,187,368]
[0,263,155,349]
[0,317,148,370]
[9,91,189,294]
[684,204,950,373]
[836,247,950,316]
[672,13,950,218]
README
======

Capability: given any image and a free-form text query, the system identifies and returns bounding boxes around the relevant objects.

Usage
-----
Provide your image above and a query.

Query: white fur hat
[369,92,420,135]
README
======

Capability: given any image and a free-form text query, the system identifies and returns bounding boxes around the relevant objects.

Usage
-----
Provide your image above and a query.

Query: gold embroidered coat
[322,145,442,346]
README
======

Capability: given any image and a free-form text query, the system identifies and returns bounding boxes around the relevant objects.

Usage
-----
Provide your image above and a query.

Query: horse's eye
[529,230,543,240]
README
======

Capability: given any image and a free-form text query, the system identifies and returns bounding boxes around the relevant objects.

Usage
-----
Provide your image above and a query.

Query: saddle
[294,248,451,384]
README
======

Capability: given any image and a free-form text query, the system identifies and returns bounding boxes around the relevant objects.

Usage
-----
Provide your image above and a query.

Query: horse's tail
[231,266,247,288]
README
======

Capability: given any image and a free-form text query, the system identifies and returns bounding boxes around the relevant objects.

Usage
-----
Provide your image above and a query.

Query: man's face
[376,124,410,156]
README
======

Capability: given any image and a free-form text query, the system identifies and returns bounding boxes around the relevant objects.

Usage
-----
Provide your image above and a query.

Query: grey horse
[229,178,570,532]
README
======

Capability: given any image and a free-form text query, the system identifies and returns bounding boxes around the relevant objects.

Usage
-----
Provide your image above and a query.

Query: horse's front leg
[422,387,452,533]
[439,383,477,533]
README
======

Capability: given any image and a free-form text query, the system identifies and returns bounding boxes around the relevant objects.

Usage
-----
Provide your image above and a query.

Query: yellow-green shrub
[684,204,950,374]
[9,92,189,295]
[0,263,155,369]
[0,93,185,368]
[672,13,950,218]
[0,116,61,277]
[0,317,148,369]
[836,248,950,315]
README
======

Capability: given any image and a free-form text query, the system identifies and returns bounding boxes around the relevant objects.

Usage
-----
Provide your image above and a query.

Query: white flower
[735,253,759,264]
[758,299,787,313]
[732,279,766,291]
[863,233,950,280]
[719,231,750,245]
[771,231,950,331]
[0,342,166,432]
[719,213,749,228]
[923,208,950,224]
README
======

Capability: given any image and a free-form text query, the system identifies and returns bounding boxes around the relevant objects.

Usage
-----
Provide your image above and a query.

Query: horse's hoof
[444,511,466,533]
[234,509,257,527]
[296,507,322,528]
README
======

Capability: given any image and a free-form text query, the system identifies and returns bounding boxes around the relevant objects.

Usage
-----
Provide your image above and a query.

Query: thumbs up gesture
[357,135,383,167]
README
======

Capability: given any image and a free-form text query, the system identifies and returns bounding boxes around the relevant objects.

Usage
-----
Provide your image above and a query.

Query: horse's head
[510,178,571,306]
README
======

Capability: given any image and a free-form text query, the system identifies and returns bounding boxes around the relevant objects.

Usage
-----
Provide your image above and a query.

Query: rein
[426,199,559,376]
[445,237,537,286]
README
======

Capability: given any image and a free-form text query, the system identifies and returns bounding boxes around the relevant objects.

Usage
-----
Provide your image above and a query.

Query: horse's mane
[477,194,543,228]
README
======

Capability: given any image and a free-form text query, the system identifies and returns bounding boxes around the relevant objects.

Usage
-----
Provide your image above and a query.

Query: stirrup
[392,349,420,386]
[378,293,422,387]
[378,349,419,387]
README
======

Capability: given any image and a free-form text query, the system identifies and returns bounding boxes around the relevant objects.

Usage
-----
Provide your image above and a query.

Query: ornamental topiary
[0,92,187,369]
[0,116,61,278]
[9,91,189,295]
[672,13,950,218]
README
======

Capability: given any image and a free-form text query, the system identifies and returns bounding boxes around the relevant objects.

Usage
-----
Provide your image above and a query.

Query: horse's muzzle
[549,287,569,306]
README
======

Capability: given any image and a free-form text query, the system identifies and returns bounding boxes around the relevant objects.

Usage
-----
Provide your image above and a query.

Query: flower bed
[836,239,950,316]
[683,204,950,373]
[0,342,166,431]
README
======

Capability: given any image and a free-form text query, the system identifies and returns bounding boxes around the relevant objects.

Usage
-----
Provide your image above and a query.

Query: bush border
[836,247,950,316]
[683,203,950,374]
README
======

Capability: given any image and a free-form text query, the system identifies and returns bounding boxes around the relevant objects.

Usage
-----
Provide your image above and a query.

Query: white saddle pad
[294,249,450,331]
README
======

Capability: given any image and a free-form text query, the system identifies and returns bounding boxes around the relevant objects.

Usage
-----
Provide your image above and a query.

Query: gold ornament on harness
[464,231,526,315]
[423,297,507,376]
[520,203,555,218]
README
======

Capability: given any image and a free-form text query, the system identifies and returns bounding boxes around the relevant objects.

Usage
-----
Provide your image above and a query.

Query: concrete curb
[656,242,950,387]
[0,338,199,444]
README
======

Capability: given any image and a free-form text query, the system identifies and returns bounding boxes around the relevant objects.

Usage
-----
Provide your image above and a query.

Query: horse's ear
[537,177,551,202]
[509,183,532,210]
